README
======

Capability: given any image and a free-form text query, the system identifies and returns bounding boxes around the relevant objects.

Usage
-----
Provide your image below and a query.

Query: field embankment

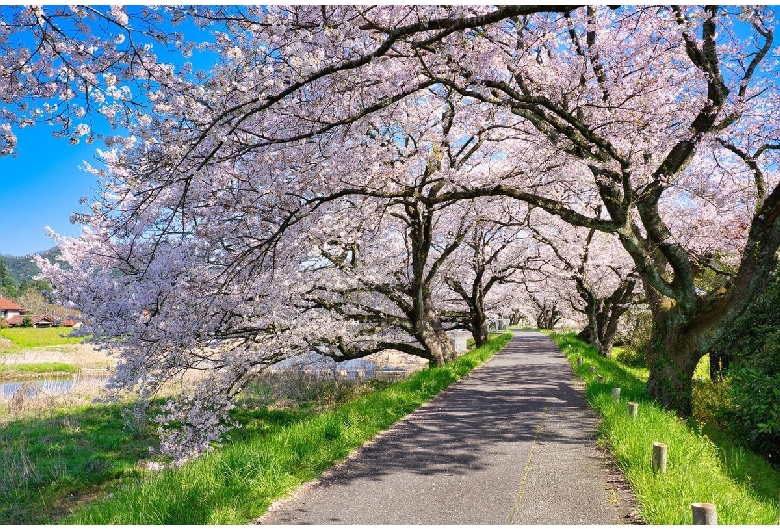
[0,327,107,381]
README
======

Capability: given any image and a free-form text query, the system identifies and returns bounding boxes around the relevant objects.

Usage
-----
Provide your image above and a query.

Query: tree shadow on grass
[701,424,780,508]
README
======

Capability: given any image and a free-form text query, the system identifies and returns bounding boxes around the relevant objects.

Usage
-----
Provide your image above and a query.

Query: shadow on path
[258,331,635,525]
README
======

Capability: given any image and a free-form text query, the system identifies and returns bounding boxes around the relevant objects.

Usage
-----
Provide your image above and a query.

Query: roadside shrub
[614,347,647,368]
[691,378,733,433]
[715,270,780,465]
[0,318,8,329]
[728,363,780,466]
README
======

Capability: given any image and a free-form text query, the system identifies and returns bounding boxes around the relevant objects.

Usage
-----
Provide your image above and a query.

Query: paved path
[257,331,636,525]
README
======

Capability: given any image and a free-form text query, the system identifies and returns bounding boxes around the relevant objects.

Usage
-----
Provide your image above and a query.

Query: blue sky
[0,6,221,257]
[0,127,98,256]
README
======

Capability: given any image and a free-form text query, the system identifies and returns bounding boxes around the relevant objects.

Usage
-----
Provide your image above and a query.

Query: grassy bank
[0,327,103,380]
[4,333,510,524]
[549,332,780,525]
[0,400,156,524]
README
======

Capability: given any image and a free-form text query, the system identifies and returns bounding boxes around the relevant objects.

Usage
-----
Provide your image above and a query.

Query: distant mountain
[0,248,60,284]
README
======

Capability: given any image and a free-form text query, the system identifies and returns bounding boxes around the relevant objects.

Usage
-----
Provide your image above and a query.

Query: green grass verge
[0,401,156,524]
[0,362,78,377]
[0,327,84,352]
[549,332,780,525]
[44,333,511,524]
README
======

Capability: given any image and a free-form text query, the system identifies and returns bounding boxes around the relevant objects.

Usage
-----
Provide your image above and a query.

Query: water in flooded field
[1,375,107,399]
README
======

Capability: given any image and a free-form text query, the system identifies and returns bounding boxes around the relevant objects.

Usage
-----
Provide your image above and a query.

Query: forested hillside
[0,248,58,284]
[0,249,62,301]
[1,254,38,285]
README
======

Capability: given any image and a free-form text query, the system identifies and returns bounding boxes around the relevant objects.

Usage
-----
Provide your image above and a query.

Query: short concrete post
[597,374,604,383]
[691,502,717,524]
[627,401,638,418]
[590,366,596,374]
[577,356,583,367]
[611,387,621,403]
[652,442,667,473]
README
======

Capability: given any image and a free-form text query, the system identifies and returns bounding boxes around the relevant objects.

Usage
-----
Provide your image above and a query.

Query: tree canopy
[3,5,778,457]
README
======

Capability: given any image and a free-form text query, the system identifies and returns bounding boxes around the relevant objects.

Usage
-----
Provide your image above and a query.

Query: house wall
[1,309,20,320]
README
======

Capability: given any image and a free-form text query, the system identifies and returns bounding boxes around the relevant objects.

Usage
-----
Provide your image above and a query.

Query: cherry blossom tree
[0,5,201,155]
[365,5,779,413]
[440,201,576,345]
[528,212,641,357]
[12,5,780,440]
[37,85,517,455]
[298,4,777,412]
[296,192,465,367]
[510,245,574,331]
[288,90,526,365]
[438,201,531,345]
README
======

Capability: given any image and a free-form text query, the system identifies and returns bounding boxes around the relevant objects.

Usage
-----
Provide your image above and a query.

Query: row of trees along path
[3,5,778,457]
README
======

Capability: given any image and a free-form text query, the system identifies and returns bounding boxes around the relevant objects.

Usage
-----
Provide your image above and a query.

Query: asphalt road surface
[257,331,637,525]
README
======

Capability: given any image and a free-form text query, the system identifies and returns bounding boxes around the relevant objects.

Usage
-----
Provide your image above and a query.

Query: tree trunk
[468,294,489,347]
[403,195,460,367]
[585,297,609,357]
[536,302,561,329]
[443,270,489,347]
[645,307,703,415]
[708,352,733,382]
[414,314,457,366]
[587,300,627,358]
[575,275,636,358]
[411,280,457,366]
[471,316,488,347]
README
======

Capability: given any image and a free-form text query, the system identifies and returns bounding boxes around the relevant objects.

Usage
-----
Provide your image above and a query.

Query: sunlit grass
[0,362,78,377]
[693,353,710,380]
[0,400,155,524]
[0,327,84,352]
[2,334,511,524]
[550,332,780,525]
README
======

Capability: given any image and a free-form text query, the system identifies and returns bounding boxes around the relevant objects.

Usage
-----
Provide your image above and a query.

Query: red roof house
[0,296,25,322]
[7,314,55,328]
